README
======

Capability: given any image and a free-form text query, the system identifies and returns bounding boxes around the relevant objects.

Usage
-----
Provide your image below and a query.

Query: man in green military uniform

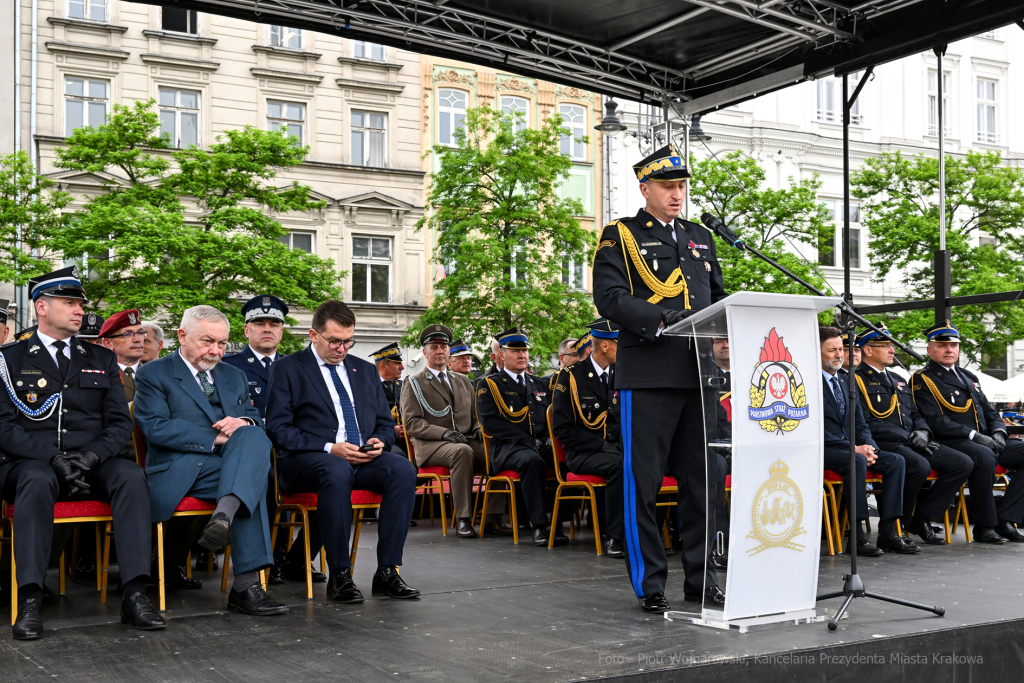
[592,144,727,613]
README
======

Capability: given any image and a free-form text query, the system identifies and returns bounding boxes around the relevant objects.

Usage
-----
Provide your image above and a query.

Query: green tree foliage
[51,100,341,351]
[0,151,70,287]
[853,150,1024,366]
[409,107,596,367]
[689,151,833,300]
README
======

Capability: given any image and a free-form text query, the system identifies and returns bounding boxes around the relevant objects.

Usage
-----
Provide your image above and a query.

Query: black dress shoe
[456,518,478,538]
[483,517,515,536]
[604,538,625,558]
[855,537,884,557]
[75,556,96,579]
[685,585,726,606]
[198,512,231,551]
[268,563,285,585]
[328,569,364,604]
[908,517,946,545]
[227,584,288,616]
[120,593,166,631]
[995,522,1024,543]
[709,551,728,572]
[155,564,203,590]
[639,592,671,613]
[532,526,550,547]
[876,532,922,554]
[974,526,1009,544]
[12,598,43,640]
[281,557,327,583]
[901,534,921,551]
[371,566,420,599]
[195,548,219,571]
[549,524,569,547]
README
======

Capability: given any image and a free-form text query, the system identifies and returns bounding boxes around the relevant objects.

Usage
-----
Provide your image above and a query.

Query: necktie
[52,340,70,378]
[439,372,452,393]
[198,371,215,400]
[124,366,135,380]
[327,364,361,445]
[830,375,846,421]
[263,356,273,370]
[600,371,608,387]
[515,374,523,389]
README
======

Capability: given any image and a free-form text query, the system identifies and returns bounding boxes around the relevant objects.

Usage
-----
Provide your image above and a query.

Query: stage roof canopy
[144,0,1022,112]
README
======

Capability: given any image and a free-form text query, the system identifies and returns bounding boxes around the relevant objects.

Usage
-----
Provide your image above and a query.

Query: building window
[437,89,467,146]
[559,104,587,160]
[816,74,862,125]
[68,0,105,21]
[352,236,391,303]
[978,30,998,40]
[278,230,314,254]
[353,41,384,60]
[819,199,862,269]
[269,25,302,49]
[562,257,585,290]
[976,78,997,143]
[927,69,950,137]
[351,111,386,167]
[981,349,1007,380]
[65,77,108,136]
[499,95,529,133]
[162,6,198,33]
[267,101,305,143]
[158,88,200,148]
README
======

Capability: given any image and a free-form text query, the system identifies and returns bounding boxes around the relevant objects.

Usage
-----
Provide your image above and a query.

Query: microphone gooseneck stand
[701,213,945,631]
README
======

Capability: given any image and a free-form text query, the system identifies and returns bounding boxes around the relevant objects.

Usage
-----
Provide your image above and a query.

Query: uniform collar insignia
[77,343,86,354]
[425,372,433,380]
[28,344,40,354]
[255,387,261,394]
[247,356,255,363]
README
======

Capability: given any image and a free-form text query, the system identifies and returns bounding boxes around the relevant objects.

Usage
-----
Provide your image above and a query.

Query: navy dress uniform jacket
[550,361,619,458]
[855,365,930,445]
[0,333,133,491]
[476,371,550,473]
[222,346,279,416]
[912,361,1004,440]
[592,209,727,389]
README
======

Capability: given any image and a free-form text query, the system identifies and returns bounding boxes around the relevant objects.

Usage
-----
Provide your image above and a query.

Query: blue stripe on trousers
[621,389,645,597]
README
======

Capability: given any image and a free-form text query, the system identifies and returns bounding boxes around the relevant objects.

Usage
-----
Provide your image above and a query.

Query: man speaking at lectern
[592,144,728,613]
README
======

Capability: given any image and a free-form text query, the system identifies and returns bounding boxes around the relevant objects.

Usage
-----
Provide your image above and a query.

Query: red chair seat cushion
[494,470,521,480]
[418,466,451,476]
[725,474,731,490]
[997,465,1008,475]
[4,501,112,519]
[661,476,678,489]
[866,468,883,480]
[282,492,319,507]
[824,470,844,483]
[928,469,940,479]
[175,497,215,512]
[351,490,382,506]
[566,473,607,484]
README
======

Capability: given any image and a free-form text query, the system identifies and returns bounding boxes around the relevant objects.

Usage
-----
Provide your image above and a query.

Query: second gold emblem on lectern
[747,460,806,556]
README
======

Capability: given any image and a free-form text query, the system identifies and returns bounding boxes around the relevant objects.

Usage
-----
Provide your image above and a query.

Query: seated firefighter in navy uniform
[854,326,971,546]
[476,327,565,547]
[912,322,1024,544]
[550,318,625,558]
[372,342,407,457]
[222,294,324,585]
[0,267,163,640]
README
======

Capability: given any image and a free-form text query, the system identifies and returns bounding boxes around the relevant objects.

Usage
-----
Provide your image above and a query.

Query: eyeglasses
[320,335,356,351]
[866,343,895,350]
[108,330,148,340]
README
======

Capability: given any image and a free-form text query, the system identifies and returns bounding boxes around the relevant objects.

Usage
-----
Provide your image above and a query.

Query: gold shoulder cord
[568,372,607,438]
[918,372,979,428]
[485,377,531,427]
[855,374,899,420]
[617,222,690,306]
[391,404,400,422]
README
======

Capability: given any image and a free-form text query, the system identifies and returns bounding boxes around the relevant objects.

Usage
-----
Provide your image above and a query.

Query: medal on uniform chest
[653,260,658,272]
[594,401,600,408]
[26,392,38,403]
[588,372,593,378]
[692,248,700,259]
[37,378,47,388]
[876,394,881,403]
[704,261,711,272]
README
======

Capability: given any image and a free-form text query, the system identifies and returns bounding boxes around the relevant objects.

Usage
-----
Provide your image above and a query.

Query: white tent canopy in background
[990,374,1024,404]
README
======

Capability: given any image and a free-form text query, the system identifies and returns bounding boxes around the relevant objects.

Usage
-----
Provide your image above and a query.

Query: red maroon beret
[98,309,142,338]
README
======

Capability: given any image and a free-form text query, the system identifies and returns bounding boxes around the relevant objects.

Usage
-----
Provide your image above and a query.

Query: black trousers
[878,441,972,524]
[495,444,553,528]
[824,446,905,523]
[567,445,623,543]
[944,438,1024,526]
[2,458,151,589]
[278,451,416,570]
[621,388,715,599]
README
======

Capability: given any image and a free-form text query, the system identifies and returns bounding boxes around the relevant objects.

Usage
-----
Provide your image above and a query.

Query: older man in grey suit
[133,305,287,616]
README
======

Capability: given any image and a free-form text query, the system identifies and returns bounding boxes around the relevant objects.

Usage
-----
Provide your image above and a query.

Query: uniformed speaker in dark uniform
[476,327,563,546]
[592,144,727,613]
[912,322,1024,543]
[0,267,163,639]
[854,326,970,546]
[372,342,406,456]
[550,318,624,558]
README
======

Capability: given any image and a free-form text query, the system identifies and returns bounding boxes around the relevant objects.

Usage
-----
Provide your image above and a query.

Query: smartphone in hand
[357,443,376,453]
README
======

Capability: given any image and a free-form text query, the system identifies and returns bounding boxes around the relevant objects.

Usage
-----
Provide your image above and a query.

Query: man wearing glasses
[265,300,419,603]
[99,309,147,403]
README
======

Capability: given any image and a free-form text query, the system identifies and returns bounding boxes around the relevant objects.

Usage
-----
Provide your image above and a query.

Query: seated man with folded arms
[134,305,286,616]
[265,300,419,603]
[401,325,507,538]
[0,268,162,639]
[551,318,625,558]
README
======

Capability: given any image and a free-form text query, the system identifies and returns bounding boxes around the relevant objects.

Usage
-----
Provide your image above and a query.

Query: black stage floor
[3,517,1023,682]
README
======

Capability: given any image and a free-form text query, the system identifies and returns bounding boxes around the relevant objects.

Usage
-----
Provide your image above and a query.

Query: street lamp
[594,99,627,134]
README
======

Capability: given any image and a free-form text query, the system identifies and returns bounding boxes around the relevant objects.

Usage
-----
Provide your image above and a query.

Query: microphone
[701,213,743,249]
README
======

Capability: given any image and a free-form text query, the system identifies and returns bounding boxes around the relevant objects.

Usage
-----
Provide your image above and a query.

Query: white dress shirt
[118,361,141,375]
[427,365,453,393]
[35,330,72,368]
[249,346,277,366]
[650,214,678,242]
[503,367,525,386]
[313,345,361,452]
[590,354,610,378]
[179,350,214,389]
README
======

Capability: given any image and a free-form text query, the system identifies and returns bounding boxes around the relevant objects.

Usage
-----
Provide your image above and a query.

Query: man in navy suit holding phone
[265,300,418,604]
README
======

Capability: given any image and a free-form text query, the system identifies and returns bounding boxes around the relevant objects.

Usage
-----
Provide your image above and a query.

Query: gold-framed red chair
[479,430,520,544]
[546,406,605,554]
[951,464,1013,542]
[269,450,382,600]
[403,429,450,535]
